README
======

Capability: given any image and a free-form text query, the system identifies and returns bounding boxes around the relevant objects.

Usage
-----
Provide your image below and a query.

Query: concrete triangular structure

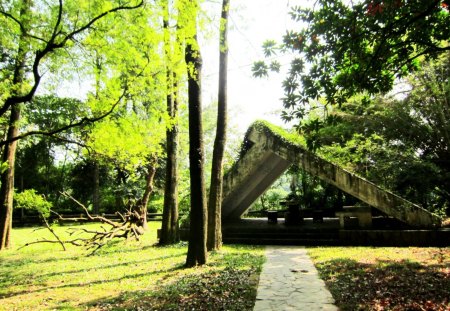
[222,121,442,228]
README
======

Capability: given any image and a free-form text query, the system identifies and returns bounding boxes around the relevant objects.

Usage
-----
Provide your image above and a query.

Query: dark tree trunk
[160,0,180,245]
[93,161,100,215]
[185,34,208,267]
[207,0,230,251]
[0,0,29,250]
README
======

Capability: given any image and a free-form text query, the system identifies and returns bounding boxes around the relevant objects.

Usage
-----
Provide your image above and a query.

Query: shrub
[14,189,52,218]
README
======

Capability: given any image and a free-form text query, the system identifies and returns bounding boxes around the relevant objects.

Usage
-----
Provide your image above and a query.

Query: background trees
[1,0,233,259]
[251,0,449,217]
[0,0,162,249]
[254,0,449,120]
[296,54,450,216]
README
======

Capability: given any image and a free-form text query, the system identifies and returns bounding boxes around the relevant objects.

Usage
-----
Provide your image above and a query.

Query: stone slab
[253,246,338,311]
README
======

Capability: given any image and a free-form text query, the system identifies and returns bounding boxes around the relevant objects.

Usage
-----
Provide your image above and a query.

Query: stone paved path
[253,246,338,311]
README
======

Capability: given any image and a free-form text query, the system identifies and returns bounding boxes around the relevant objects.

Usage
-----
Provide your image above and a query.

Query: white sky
[201,0,307,134]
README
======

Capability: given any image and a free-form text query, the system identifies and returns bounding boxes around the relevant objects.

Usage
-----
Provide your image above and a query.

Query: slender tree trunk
[185,33,208,267]
[0,0,29,250]
[160,0,180,245]
[0,106,21,249]
[138,163,157,230]
[161,81,179,243]
[207,0,230,251]
[115,167,127,209]
[93,161,100,215]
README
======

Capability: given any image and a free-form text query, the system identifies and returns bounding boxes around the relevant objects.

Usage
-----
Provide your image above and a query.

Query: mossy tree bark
[0,0,30,250]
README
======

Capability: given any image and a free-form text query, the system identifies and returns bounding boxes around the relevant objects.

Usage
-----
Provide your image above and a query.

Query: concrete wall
[221,124,442,228]
[222,141,290,220]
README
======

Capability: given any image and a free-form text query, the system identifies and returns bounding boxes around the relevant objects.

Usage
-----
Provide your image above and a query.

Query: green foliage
[14,189,52,218]
[252,61,269,78]
[25,95,88,131]
[296,54,450,214]
[252,187,290,212]
[0,161,8,174]
[253,0,450,120]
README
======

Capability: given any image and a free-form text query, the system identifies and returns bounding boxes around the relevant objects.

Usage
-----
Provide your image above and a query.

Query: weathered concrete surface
[222,123,442,228]
[222,147,290,221]
[254,246,338,311]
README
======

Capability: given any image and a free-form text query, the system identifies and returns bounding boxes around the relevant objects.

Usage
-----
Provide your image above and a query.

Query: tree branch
[60,192,120,227]
[0,90,125,147]
[0,10,47,43]
[0,0,144,118]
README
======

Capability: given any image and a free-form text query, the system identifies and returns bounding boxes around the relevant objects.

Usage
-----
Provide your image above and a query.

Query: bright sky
[52,0,308,135]
[201,0,307,134]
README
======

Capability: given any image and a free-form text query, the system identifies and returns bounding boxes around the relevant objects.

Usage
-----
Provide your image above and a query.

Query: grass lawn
[2,223,449,311]
[308,246,450,310]
[0,222,265,310]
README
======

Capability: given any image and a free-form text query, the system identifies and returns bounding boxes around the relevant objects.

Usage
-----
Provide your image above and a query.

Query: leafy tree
[0,0,144,250]
[15,95,88,204]
[254,0,449,120]
[14,189,52,219]
[301,54,450,215]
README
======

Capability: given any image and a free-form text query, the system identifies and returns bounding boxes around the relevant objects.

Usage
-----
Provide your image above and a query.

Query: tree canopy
[299,53,450,215]
[254,0,449,120]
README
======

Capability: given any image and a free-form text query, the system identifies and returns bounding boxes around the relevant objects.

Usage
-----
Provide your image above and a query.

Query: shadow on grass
[36,252,185,279]
[0,262,185,300]
[75,250,264,310]
[315,258,450,310]
[1,241,264,310]
[83,265,260,311]
[2,235,166,269]
[0,248,186,300]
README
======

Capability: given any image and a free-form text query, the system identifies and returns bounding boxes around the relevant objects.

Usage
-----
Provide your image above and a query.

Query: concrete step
[223,228,340,246]
[223,237,341,246]
[224,231,338,240]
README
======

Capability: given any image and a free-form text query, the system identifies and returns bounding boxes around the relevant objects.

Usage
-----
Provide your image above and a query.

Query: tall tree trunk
[160,0,180,245]
[0,0,30,250]
[92,54,102,216]
[207,0,230,251]
[185,33,208,267]
[161,80,179,244]
[0,106,21,250]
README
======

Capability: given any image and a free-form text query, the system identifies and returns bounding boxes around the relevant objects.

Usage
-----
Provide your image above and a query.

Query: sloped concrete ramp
[222,121,442,228]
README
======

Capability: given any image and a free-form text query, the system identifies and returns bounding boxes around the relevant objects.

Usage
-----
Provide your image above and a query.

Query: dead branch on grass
[19,192,147,255]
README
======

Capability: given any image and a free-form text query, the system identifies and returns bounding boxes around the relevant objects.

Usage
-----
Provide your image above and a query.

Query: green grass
[5,224,448,310]
[0,222,264,310]
[308,246,450,310]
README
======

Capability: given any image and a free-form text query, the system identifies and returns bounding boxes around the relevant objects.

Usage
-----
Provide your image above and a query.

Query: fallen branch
[18,213,66,251]
[19,192,147,255]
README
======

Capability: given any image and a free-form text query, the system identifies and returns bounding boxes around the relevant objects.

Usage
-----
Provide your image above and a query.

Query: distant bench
[335,206,372,228]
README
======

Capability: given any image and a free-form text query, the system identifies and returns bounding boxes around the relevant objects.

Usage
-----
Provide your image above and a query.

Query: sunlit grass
[0,222,264,310]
